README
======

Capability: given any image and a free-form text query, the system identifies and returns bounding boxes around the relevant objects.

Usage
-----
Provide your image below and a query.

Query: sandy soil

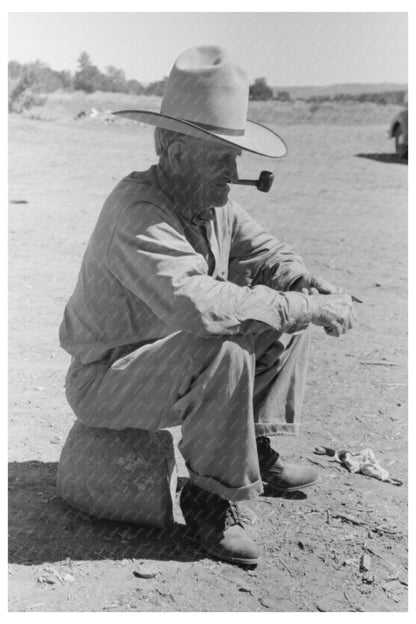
[8,105,407,612]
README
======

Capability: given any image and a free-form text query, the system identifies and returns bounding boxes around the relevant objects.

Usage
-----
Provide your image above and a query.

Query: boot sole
[186,529,260,567]
[263,476,320,493]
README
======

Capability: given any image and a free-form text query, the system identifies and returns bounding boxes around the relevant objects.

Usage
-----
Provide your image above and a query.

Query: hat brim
[112,110,287,158]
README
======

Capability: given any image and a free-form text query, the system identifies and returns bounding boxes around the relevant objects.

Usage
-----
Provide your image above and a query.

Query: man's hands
[291,274,356,337]
[291,274,339,295]
[308,293,356,337]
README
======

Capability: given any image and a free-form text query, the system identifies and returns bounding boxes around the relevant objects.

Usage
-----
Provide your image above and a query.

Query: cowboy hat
[113,45,287,158]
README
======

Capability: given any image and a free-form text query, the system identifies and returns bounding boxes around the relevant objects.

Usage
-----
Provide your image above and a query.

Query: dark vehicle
[389,109,408,159]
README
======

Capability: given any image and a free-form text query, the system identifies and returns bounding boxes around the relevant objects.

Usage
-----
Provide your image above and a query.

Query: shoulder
[103,170,182,232]
[106,171,173,214]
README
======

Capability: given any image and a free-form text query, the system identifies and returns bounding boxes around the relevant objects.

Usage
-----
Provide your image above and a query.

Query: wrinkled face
[176,137,241,212]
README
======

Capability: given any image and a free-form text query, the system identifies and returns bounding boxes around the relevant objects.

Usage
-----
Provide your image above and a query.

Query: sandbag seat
[56,420,177,528]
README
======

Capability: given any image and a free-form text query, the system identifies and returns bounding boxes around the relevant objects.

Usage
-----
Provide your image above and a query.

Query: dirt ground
[8,103,407,612]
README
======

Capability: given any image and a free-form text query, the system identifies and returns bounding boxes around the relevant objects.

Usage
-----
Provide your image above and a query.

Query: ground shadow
[261,485,307,500]
[356,153,408,165]
[8,461,203,566]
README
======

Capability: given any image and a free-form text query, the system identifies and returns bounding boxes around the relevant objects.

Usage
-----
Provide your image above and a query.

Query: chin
[216,198,229,208]
[213,187,230,207]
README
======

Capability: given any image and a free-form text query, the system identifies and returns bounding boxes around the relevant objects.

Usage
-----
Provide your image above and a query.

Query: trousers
[64,327,310,502]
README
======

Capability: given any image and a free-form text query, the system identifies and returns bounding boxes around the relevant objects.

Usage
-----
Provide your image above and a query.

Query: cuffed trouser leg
[175,334,262,502]
[252,327,311,437]
[65,331,263,502]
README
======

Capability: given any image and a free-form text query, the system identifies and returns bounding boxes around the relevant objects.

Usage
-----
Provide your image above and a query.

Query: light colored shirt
[59,165,313,364]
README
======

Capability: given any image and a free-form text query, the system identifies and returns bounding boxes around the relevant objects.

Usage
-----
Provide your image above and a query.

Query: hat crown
[161,45,248,133]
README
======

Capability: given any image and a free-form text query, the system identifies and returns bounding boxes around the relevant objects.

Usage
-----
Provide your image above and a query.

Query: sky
[8,11,408,87]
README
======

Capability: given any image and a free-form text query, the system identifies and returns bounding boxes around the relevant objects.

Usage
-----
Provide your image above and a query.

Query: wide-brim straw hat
[113,45,287,158]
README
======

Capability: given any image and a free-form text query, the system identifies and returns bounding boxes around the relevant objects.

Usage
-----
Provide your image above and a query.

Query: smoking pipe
[233,170,274,193]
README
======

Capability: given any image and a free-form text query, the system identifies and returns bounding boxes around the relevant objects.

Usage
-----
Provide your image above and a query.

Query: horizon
[8,13,408,87]
[7,49,410,90]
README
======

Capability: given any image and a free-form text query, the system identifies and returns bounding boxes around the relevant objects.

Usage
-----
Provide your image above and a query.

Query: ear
[166,140,186,175]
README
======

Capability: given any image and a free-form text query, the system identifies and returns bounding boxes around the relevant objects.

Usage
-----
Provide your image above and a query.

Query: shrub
[126,79,145,95]
[8,59,68,94]
[309,103,320,114]
[274,90,292,102]
[306,90,408,106]
[103,66,127,93]
[145,77,168,97]
[8,76,47,113]
[249,78,273,101]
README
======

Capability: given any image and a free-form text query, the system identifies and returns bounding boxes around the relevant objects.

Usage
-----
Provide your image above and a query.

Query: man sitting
[59,45,355,566]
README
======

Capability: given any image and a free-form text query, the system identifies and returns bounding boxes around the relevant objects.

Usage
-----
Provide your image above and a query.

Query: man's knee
[184,333,254,369]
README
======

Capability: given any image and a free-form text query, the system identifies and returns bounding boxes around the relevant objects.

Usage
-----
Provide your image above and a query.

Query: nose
[229,156,239,183]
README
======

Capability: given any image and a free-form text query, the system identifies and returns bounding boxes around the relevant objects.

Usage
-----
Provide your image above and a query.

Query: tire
[394,124,408,159]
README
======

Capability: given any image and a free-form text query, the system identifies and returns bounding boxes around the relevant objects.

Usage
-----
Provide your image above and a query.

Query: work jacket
[59,165,312,365]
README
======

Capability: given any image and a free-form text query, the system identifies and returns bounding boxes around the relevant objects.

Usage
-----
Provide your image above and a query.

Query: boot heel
[183,514,199,535]
[179,482,260,565]
[181,509,202,543]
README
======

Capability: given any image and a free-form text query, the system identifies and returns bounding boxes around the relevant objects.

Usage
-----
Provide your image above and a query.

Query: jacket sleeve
[105,202,313,336]
[228,201,310,290]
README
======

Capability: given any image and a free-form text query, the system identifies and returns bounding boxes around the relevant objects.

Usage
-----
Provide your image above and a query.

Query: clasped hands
[291,274,356,337]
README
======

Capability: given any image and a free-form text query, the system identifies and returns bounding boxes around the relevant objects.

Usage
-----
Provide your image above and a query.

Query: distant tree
[8,59,68,93]
[8,75,47,113]
[77,52,93,72]
[8,76,29,112]
[126,79,145,95]
[23,60,64,93]
[145,77,168,97]
[74,52,106,93]
[274,90,291,102]
[249,77,273,101]
[8,60,22,80]
[58,69,73,90]
[8,59,62,112]
[105,65,127,93]
[308,90,407,106]
[306,95,329,104]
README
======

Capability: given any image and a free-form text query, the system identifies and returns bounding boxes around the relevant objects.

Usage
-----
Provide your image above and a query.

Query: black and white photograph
[8,6,408,613]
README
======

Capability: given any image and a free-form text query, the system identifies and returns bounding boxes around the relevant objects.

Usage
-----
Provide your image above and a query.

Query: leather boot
[256,436,319,492]
[180,481,260,566]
